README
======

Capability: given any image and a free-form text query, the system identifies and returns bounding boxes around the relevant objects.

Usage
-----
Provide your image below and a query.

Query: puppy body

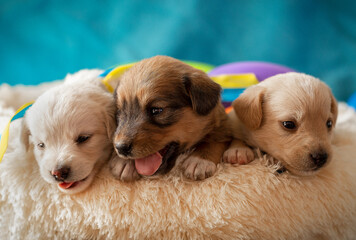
[110,56,231,181]
[21,70,116,194]
[226,72,338,176]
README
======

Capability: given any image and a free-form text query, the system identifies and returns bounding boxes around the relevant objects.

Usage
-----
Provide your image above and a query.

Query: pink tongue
[59,182,75,189]
[135,152,162,176]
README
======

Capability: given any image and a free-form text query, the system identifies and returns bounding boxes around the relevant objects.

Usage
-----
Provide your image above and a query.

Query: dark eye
[282,121,296,130]
[326,119,333,129]
[37,142,45,149]
[76,135,91,144]
[150,107,163,116]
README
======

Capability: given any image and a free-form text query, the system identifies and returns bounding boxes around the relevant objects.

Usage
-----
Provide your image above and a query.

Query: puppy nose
[310,152,328,168]
[51,167,70,181]
[115,142,133,156]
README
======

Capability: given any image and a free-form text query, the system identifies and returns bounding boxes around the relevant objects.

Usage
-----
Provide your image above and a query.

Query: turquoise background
[1,0,356,101]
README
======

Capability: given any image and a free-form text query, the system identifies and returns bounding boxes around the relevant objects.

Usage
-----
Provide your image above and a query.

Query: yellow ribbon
[0,101,34,163]
[211,73,259,88]
[101,63,135,93]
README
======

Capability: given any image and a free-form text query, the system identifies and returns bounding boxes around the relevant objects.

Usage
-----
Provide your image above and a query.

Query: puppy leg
[223,139,254,165]
[109,155,140,182]
[182,142,228,180]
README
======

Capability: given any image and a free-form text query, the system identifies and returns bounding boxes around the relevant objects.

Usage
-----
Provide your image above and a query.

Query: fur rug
[0,80,356,239]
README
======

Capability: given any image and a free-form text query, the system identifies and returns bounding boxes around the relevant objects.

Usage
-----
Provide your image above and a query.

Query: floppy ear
[232,85,265,130]
[329,89,338,124]
[183,71,222,115]
[20,117,30,151]
[104,104,117,141]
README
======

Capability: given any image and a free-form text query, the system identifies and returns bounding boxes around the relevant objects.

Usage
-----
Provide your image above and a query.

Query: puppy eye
[326,119,333,129]
[282,121,297,130]
[150,107,163,116]
[37,142,45,149]
[76,135,91,144]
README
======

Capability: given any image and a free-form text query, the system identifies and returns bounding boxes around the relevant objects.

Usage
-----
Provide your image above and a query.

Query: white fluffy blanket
[0,80,356,240]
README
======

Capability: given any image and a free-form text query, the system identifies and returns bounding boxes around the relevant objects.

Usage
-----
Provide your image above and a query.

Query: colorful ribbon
[0,101,34,163]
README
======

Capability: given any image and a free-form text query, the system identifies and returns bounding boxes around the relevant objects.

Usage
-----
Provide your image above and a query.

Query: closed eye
[75,135,92,144]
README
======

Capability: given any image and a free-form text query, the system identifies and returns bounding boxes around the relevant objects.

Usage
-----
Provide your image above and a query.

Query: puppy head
[233,72,338,176]
[113,55,222,176]
[21,83,116,194]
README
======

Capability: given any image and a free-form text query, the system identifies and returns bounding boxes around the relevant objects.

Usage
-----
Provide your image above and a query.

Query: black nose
[51,167,70,181]
[310,152,328,168]
[115,142,133,156]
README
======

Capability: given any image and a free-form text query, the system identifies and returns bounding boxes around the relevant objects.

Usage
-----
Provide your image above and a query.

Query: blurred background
[1,0,356,102]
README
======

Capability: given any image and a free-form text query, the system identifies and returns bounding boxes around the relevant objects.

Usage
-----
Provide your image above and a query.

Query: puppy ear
[183,71,222,115]
[232,86,265,130]
[104,104,117,140]
[329,89,338,123]
[20,117,30,151]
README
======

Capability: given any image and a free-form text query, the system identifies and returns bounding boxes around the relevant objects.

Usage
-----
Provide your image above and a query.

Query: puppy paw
[109,157,140,182]
[182,157,217,180]
[223,146,254,165]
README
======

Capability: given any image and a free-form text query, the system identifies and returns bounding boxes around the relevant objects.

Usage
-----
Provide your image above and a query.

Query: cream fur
[20,69,115,194]
[227,73,339,176]
[0,73,356,239]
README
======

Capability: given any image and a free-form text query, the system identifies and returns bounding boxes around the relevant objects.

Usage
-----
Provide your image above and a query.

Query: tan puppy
[110,56,231,181]
[224,72,338,176]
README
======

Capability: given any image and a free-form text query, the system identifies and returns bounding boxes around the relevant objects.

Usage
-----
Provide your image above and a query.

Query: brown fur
[110,55,232,181]
[226,72,338,176]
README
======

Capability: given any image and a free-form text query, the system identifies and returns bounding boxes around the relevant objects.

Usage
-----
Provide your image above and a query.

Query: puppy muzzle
[115,142,133,157]
[309,151,328,169]
[51,166,71,182]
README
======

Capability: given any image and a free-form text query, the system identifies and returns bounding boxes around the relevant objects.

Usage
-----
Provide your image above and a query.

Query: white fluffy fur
[1,73,356,239]
[21,69,115,194]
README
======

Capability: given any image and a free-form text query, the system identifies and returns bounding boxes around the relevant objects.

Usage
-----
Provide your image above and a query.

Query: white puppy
[224,72,338,176]
[21,70,116,194]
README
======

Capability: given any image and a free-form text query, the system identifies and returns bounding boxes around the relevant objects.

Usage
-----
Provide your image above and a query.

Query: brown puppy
[109,56,232,181]
[224,72,338,176]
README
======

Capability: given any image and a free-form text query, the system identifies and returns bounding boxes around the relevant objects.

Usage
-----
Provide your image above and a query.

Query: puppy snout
[115,142,133,156]
[51,166,70,181]
[310,151,328,168]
